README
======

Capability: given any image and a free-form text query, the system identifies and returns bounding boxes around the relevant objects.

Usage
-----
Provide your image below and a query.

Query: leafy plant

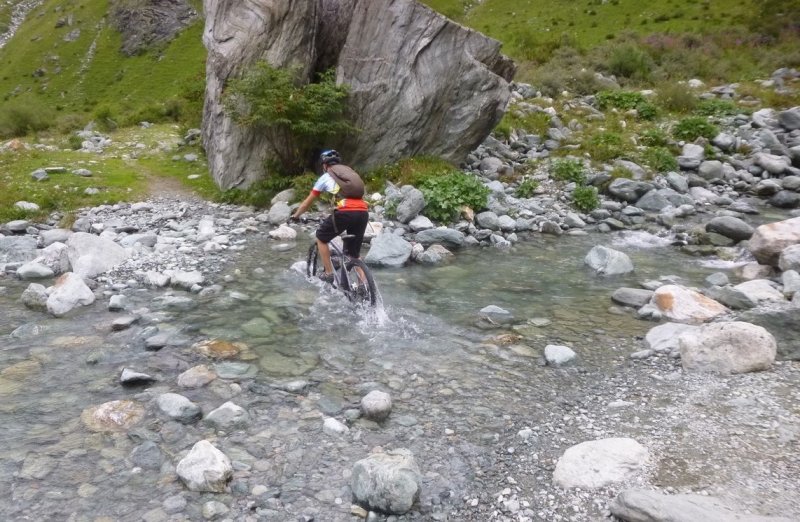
[695,98,740,117]
[655,82,698,113]
[419,171,490,223]
[572,186,599,212]
[584,131,626,162]
[641,146,678,172]
[551,159,586,184]
[0,101,54,138]
[596,90,647,110]
[673,116,719,142]
[225,63,355,174]
[639,127,670,147]
[605,44,653,81]
[495,111,551,139]
[516,177,540,198]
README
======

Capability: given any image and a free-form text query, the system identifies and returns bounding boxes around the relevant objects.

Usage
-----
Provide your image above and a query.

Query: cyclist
[290,150,369,284]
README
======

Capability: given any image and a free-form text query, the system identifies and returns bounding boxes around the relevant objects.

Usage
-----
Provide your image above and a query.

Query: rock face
[553,438,649,489]
[679,321,777,374]
[649,285,728,323]
[351,449,421,515]
[111,0,198,56]
[748,216,800,266]
[610,489,794,522]
[201,0,514,189]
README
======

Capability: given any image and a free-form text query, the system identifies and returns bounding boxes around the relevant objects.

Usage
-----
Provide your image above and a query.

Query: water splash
[611,230,673,249]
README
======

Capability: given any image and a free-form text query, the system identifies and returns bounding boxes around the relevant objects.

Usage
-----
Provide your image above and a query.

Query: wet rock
[323,417,350,436]
[351,449,421,515]
[241,317,272,336]
[770,190,800,209]
[130,441,163,470]
[395,187,425,224]
[177,365,217,388]
[167,269,204,290]
[204,401,249,430]
[202,500,229,519]
[112,315,139,331]
[415,228,465,248]
[408,215,433,232]
[584,245,634,276]
[607,179,654,203]
[34,242,70,275]
[176,440,232,493]
[0,236,38,264]
[214,362,257,379]
[476,211,500,231]
[265,201,292,225]
[735,262,774,281]
[479,305,513,324]
[649,285,728,323]
[66,232,130,278]
[779,244,800,272]
[611,288,654,308]
[544,344,576,367]
[705,216,754,241]
[679,321,776,374]
[783,270,800,298]
[540,221,563,236]
[703,285,757,310]
[157,393,201,423]
[81,400,145,432]
[610,489,794,522]
[120,368,156,385]
[193,339,245,359]
[553,438,648,489]
[16,261,54,280]
[19,453,56,479]
[361,390,392,421]
[417,244,453,265]
[733,279,786,304]
[144,270,170,287]
[46,272,96,317]
[268,223,297,240]
[364,233,413,267]
[108,294,128,311]
[21,283,48,311]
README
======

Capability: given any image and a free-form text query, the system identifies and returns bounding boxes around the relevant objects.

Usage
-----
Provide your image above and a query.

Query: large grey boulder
[415,228,465,248]
[610,489,794,522]
[607,179,654,203]
[364,233,413,267]
[0,236,38,264]
[395,186,425,224]
[66,232,130,278]
[649,285,728,324]
[679,321,776,374]
[553,438,648,489]
[611,288,654,308]
[34,242,70,275]
[644,322,699,354]
[176,440,232,493]
[779,244,800,271]
[46,273,96,317]
[749,216,800,266]
[584,245,634,276]
[351,449,421,515]
[778,107,800,131]
[733,279,786,305]
[706,216,754,241]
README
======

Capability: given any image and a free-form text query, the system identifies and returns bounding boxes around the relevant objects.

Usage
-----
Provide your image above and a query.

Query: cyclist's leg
[341,211,370,283]
[315,215,338,276]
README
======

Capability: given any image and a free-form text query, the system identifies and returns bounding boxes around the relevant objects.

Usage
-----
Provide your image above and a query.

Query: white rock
[544,345,576,367]
[649,285,728,323]
[679,321,777,374]
[361,390,392,421]
[16,261,54,280]
[14,201,40,212]
[584,245,634,276]
[175,440,232,492]
[268,224,297,240]
[644,322,700,353]
[733,279,786,304]
[323,417,350,436]
[66,232,130,278]
[46,273,95,317]
[553,438,649,489]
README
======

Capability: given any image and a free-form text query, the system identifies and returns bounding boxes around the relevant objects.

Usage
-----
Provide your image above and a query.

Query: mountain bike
[306,234,378,306]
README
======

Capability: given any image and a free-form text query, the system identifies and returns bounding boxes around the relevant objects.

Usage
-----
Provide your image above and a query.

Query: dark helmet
[320,149,341,165]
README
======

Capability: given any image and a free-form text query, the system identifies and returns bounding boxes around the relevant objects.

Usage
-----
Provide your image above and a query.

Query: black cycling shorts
[316,210,369,258]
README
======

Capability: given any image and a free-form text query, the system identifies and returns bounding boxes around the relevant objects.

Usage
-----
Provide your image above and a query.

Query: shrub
[673,116,719,141]
[606,44,653,81]
[635,101,658,120]
[0,101,54,137]
[695,98,740,117]
[496,110,551,139]
[419,171,490,223]
[585,132,626,162]
[93,105,118,131]
[68,134,83,150]
[364,156,453,193]
[572,186,600,212]
[656,83,698,113]
[225,63,354,174]
[639,127,670,147]
[596,90,647,110]
[551,159,586,184]
[516,177,540,198]
[641,146,678,172]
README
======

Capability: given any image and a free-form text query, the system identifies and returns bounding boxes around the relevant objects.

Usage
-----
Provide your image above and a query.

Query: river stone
[665,172,689,193]
[756,152,790,175]
[635,190,671,212]
[177,365,217,388]
[544,345,576,367]
[34,242,70,275]
[241,317,272,337]
[268,223,296,240]
[176,440,232,493]
[21,283,48,311]
[19,453,55,479]
[361,390,392,421]
[770,190,800,209]
[610,489,794,522]
[476,211,500,231]
[81,400,145,432]
[783,176,800,191]
[395,187,425,224]
[0,236,38,264]
[167,269,204,290]
[584,245,634,276]
[157,393,202,423]
[193,339,245,359]
[66,232,130,278]
[202,501,229,520]
[130,441,163,471]
[753,179,782,197]
[214,362,257,379]
[644,322,700,354]
[265,201,292,225]
[783,270,800,298]
[553,438,649,489]
[46,272,96,317]
[40,228,72,247]
[608,178,654,203]
[611,288,654,308]
[351,449,421,515]
[703,285,756,310]
[364,233,412,267]
[414,228,465,248]
[540,220,563,236]
[749,217,800,266]
[649,285,728,324]
[735,262,774,281]
[733,279,786,304]
[120,368,156,385]
[205,401,249,430]
[119,233,158,248]
[144,270,170,287]
[679,321,776,374]
[260,351,319,376]
[697,160,724,180]
[323,417,349,436]
[408,215,433,232]
[705,216,754,241]
[417,244,453,265]
[16,261,54,280]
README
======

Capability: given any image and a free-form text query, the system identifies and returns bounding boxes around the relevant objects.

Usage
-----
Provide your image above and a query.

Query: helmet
[320,149,341,165]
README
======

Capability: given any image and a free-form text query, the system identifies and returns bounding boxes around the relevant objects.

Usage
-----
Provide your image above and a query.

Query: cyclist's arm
[291,191,318,219]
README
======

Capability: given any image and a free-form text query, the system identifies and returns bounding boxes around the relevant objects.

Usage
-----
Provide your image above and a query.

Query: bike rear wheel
[343,258,377,306]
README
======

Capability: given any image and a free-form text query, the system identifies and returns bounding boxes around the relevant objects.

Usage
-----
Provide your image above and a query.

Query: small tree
[224,62,354,174]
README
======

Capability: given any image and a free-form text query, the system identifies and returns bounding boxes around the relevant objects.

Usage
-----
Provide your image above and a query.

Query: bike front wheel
[344,258,377,306]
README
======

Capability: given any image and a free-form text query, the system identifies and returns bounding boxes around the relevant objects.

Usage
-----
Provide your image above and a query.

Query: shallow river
[1,229,797,521]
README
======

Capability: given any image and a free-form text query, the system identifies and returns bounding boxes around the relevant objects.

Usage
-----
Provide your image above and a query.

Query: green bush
[516,177,540,198]
[596,90,647,110]
[572,186,600,212]
[635,101,658,120]
[0,101,54,138]
[656,83,698,113]
[606,44,653,81]
[68,134,83,150]
[419,171,490,223]
[673,117,719,142]
[495,111,551,139]
[695,98,740,117]
[225,63,354,174]
[641,146,678,172]
[584,132,626,162]
[551,159,586,184]
[364,156,453,193]
[639,127,670,147]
